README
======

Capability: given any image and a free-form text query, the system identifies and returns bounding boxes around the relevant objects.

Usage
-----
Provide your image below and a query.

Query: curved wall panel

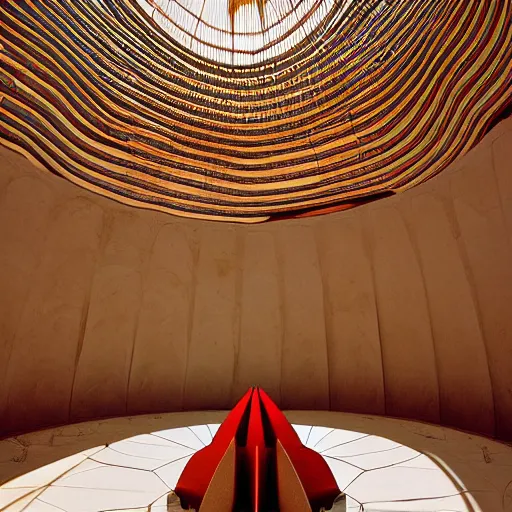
[0,117,511,439]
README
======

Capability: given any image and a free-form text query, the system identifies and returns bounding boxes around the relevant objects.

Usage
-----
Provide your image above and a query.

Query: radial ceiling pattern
[0,424,478,511]
[136,0,339,65]
[0,1,510,222]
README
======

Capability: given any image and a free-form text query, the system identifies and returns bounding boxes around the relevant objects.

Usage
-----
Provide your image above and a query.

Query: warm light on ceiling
[136,0,345,65]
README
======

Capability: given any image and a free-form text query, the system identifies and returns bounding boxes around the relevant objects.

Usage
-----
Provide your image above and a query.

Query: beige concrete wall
[0,117,512,439]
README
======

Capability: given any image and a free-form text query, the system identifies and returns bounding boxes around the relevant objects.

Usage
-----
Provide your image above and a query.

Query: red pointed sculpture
[172,387,345,511]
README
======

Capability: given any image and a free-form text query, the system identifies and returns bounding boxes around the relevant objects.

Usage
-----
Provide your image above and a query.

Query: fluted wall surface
[0,117,512,440]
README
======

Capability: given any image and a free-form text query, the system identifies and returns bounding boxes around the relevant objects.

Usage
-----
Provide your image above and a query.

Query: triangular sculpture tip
[171,387,346,511]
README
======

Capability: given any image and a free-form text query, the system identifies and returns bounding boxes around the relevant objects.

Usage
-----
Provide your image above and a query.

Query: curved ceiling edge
[0,1,510,222]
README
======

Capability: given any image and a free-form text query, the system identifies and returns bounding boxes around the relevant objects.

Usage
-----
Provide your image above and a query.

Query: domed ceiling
[135,0,338,65]
[0,0,510,222]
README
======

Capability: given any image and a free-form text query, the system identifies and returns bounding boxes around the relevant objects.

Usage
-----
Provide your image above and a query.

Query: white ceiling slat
[136,0,341,65]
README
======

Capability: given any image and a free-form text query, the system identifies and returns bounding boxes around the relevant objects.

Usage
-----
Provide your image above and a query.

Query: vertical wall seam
[181,226,201,411]
[1,187,55,427]
[68,205,110,423]
[313,222,332,411]
[445,181,498,438]
[230,228,245,405]
[361,209,387,416]
[400,197,442,424]
[124,219,159,415]
[273,228,286,408]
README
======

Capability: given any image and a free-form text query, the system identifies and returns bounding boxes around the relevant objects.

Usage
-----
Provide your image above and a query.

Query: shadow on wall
[0,118,512,442]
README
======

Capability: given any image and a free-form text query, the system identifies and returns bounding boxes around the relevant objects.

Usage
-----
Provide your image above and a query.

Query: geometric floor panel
[0,424,478,511]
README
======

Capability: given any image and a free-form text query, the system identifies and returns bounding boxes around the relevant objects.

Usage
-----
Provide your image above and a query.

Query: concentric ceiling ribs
[0,0,510,223]
[136,0,339,65]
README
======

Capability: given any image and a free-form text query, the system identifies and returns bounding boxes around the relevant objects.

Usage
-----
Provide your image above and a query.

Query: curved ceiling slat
[0,0,510,222]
